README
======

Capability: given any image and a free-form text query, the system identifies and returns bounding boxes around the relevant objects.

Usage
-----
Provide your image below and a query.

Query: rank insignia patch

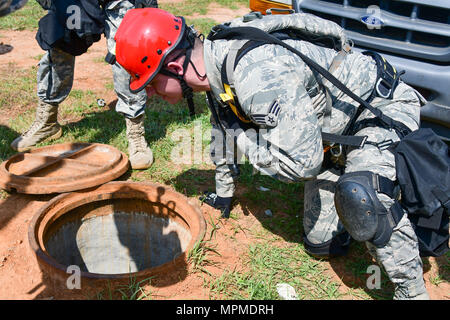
[251,100,281,128]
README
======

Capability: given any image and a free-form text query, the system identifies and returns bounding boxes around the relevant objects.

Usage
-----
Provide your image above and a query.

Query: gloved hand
[200,191,232,219]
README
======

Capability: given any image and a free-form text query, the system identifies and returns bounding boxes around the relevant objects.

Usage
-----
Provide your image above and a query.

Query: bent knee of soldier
[303,230,351,258]
[303,206,342,243]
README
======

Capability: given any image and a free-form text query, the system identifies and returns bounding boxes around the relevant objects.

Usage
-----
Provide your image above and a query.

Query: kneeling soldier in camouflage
[114,8,429,299]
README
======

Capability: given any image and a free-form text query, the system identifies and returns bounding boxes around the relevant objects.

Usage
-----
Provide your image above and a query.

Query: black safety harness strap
[374,173,405,227]
[208,26,412,147]
[159,47,196,117]
[219,40,268,124]
[205,90,242,177]
[321,132,367,148]
[363,51,404,102]
[182,47,196,117]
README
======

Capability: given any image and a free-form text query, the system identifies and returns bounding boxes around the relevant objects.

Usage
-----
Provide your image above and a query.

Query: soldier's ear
[166,61,184,76]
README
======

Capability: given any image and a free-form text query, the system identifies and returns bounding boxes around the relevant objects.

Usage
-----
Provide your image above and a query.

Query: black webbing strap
[232,40,267,69]
[376,174,397,199]
[206,91,224,132]
[321,132,367,148]
[363,51,403,101]
[220,40,269,124]
[375,173,404,226]
[220,56,250,122]
[220,38,362,147]
[205,91,242,177]
[104,51,116,65]
[183,48,195,117]
[390,200,405,226]
[160,48,196,118]
[208,26,413,141]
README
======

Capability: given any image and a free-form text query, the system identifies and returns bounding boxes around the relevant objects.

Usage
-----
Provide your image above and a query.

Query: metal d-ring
[330,144,343,158]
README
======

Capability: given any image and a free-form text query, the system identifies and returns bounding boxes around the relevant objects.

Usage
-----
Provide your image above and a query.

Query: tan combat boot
[125,114,154,169]
[10,101,62,152]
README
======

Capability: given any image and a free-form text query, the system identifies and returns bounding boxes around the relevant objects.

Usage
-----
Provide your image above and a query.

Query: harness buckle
[219,93,233,103]
[330,144,343,158]
[358,135,368,148]
[366,139,394,151]
[375,78,393,99]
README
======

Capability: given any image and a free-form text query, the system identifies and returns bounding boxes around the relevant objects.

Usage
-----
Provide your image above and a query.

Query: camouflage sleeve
[210,121,237,198]
[234,51,324,182]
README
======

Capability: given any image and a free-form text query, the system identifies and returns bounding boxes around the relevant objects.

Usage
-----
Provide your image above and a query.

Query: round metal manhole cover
[0,143,129,194]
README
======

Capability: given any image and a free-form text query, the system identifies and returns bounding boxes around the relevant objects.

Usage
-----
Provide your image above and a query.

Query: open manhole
[28,181,206,283]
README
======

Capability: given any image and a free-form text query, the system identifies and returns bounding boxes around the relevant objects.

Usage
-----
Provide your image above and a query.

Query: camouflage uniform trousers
[36,0,147,119]
[303,81,427,299]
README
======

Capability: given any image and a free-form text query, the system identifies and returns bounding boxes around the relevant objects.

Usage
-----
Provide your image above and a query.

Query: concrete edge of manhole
[28,181,207,283]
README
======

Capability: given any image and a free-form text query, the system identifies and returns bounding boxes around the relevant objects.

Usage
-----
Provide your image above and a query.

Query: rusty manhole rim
[28,181,207,280]
[0,143,130,194]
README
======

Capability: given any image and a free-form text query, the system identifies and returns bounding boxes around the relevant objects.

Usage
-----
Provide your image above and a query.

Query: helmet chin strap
[160,28,206,118]
[160,47,195,117]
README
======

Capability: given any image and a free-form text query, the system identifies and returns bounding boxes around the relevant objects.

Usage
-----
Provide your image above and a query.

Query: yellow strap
[221,84,252,123]
[381,55,398,76]
[219,93,233,103]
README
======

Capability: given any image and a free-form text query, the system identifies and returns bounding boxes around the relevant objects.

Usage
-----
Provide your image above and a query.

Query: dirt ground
[0,6,448,300]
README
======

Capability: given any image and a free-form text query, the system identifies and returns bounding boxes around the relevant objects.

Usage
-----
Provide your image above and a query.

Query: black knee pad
[334,171,402,247]
[303,232,352,258]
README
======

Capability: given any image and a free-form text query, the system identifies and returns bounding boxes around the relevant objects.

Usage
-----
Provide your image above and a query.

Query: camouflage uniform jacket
[203,13,378,198]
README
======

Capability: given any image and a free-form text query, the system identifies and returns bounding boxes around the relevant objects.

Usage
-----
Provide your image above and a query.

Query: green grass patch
[185,18,217,36]
[93,56,110,65]
[0,1,44,31]
[429,251,450,286]
[134,93,213,183]
[208,242,342,300]
[237,163,305,242]
[188,240,221,275]
[91,276,154,300]
[160,0,248,17]
[33,53,44,61]
[105,82,114,91]
[0,64,37,109]
[160,0,250,35]
[115,276,155,300]
[0,124,18,161]
[0,63,39,161]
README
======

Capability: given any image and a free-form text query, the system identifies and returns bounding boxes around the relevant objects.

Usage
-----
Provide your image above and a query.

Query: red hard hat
[115,8,185,93]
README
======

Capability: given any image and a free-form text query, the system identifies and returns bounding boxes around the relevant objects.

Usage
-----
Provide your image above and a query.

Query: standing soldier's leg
[303,168,351,257]
[104,0,155,169]
[337,82,428,299]
[11,48,75,151]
